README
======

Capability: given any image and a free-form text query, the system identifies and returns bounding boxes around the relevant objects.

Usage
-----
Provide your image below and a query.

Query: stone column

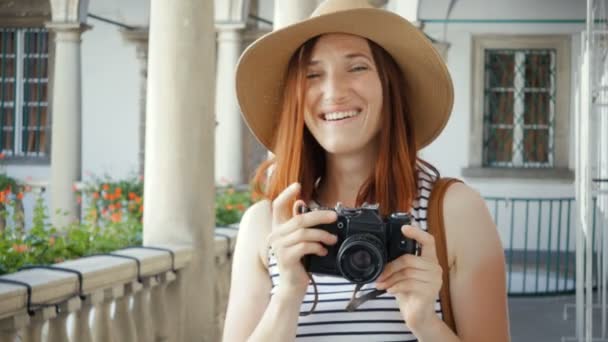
[120,27,149,177]
[143,0,216,341]
[46,21,88,228]
[273,0,319,30]
[215,25,244,184]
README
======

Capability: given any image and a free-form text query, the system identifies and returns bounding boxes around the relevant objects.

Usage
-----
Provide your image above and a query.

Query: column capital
[120,26,149,45]
[215,21,247,31]
[216,27,243,43]
[50,0,90,23]
[45,21,91,34]
[120,27,149,59]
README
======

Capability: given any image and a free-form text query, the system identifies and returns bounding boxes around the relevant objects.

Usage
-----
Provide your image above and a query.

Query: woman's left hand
[375,225,443,334]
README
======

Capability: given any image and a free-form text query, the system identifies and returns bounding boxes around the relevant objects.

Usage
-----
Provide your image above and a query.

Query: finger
[377,254,419,282]
[274,209,338,237]
[278,241,328,261]
[280,227,338,248]
[272,183,301,225]
[376,267,438,290]
[401,225,438,262]
[292,199,308,216]
[386,280,428,295]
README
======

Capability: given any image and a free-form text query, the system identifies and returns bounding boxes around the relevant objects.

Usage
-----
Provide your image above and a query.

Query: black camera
[301,203,416,285]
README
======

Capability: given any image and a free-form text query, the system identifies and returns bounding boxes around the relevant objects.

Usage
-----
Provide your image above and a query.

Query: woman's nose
[321,72,348,103]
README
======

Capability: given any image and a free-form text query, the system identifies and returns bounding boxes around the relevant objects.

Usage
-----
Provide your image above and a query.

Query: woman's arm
[222,183,338,342]
[361,182,510,342]
[222,200,303,342]
[441,183,511,341]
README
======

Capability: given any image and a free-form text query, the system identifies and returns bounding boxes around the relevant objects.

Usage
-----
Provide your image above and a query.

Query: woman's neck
[315,145,378,208]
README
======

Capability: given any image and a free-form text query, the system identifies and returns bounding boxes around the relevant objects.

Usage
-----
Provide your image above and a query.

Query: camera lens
[337,234,385,284]
[350,249,372,271]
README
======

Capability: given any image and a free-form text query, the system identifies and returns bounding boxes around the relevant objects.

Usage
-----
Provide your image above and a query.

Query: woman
[223,1,510,341]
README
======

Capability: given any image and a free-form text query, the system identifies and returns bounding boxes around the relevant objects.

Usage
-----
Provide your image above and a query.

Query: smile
[321,110,362,121]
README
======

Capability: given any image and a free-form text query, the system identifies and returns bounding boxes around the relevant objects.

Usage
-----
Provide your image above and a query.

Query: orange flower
[101,208,108,216]
[49,236,55,246]
[102,184,110,191]
[115,202,121,209]
[13,244,28,253]
[225,204,234,210]
[110,212,122,223]
[139,205,144,213]
[236,203,246,211]
[4,187,11,195]
[92,192,99,199]
[103,193,110,200]
[128,192,136,200]
[114,187,122,196]
[135,197,142,204]
[16,192,24,200]
[0,152,5,159]
[108,204,116,212]
[0,192,6,204]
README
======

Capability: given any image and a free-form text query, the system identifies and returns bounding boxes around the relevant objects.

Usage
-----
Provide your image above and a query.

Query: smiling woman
[303,34,384,158]
[223,1,510,341]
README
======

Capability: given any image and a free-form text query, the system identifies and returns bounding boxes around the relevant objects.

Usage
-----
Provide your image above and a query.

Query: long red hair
[251,35,439,216]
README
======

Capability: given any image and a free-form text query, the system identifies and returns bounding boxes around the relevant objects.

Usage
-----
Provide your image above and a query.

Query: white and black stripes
[267,166,440,342]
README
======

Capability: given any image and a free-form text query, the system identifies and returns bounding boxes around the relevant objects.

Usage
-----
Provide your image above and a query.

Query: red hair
[251,36,439,216]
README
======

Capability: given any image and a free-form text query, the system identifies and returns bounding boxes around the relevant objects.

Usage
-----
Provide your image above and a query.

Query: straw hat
[235,0,454,151]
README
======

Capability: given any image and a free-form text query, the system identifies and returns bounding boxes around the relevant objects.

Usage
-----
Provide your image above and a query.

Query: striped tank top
[267,167,443,341]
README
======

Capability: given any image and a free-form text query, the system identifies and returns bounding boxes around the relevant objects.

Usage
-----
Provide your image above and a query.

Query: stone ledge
[461,166,575,182]
[0,244,192,320]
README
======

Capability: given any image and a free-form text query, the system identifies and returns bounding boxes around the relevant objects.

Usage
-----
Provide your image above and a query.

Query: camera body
[302,203,416,284]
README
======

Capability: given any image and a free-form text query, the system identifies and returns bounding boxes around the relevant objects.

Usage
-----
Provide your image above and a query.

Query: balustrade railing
[0,226,238,342]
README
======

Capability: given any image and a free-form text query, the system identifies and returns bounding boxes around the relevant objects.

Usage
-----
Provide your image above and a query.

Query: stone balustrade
[0,227,238,342]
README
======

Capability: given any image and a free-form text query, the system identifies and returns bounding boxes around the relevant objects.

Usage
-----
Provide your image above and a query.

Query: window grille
[0,27,49,159]
[482,49,556,168]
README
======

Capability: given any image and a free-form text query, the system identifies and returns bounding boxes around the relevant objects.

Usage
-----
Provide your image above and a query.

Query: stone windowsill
[461,166,575,182]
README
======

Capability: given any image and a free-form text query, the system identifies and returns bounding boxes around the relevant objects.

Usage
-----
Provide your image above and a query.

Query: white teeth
[323,110,361,121]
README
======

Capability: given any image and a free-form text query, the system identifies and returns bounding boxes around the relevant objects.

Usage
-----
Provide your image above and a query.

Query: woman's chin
[319,140,363,155]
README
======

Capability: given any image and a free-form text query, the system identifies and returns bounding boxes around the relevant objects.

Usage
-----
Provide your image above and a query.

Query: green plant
[0,176,256,276]
[215,185,255,226]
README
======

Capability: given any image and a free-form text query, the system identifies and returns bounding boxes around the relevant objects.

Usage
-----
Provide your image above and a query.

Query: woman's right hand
[267,182,338,299]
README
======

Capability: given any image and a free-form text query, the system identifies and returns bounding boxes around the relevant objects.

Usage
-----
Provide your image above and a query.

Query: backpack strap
[427,177,462,334]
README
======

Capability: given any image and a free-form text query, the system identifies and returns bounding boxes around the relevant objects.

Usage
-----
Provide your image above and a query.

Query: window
[484,49,555,167]
[465,35,572,179]
[0,27,50,161]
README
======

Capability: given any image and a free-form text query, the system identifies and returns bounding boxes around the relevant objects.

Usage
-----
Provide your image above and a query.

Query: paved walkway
[509,294,607,342]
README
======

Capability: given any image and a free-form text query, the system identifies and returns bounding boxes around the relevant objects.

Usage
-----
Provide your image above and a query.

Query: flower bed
[0,175,255,275]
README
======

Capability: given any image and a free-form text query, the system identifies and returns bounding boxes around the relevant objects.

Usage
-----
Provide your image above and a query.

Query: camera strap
[300,272,319,316]
[345,284,386,311]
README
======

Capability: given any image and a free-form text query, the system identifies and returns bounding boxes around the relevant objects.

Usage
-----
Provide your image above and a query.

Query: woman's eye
[351,65,368,72]
[306,73,320,79]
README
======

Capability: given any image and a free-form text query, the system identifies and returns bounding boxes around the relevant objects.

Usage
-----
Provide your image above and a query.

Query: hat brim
[235,8,454,152]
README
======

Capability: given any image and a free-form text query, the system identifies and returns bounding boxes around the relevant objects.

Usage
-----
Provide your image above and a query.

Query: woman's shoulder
[242,198,272,221]
[239,199,273,268]
[442,181,504,270]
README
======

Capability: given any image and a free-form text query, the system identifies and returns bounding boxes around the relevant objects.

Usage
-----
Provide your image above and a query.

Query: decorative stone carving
[215,0,251,28]
[49,0,89,23]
